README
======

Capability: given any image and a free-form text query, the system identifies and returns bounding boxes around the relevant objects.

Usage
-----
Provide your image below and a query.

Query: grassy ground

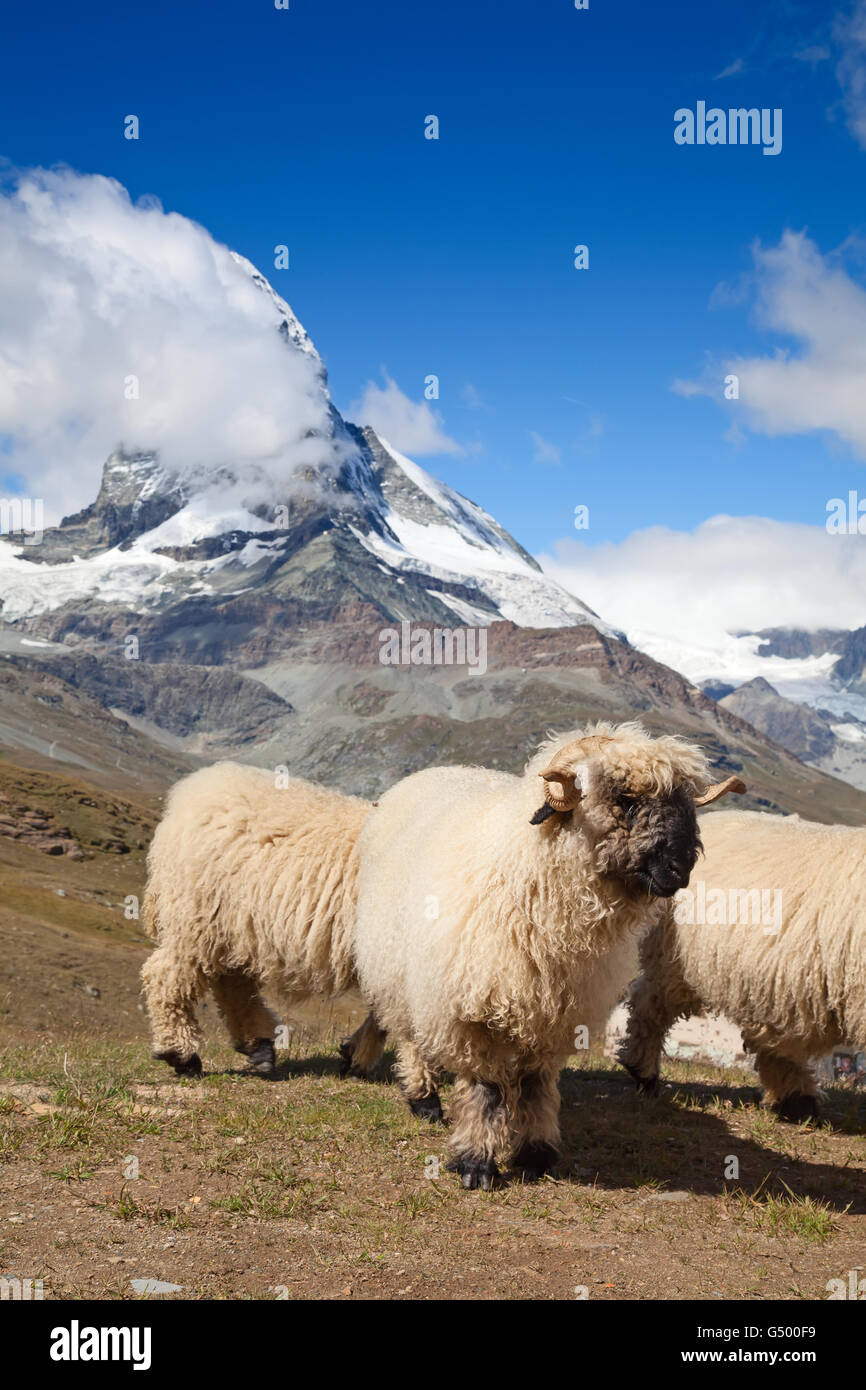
[1,1025,865,1302]
[0,758,160,1041]
[0,760,156,948]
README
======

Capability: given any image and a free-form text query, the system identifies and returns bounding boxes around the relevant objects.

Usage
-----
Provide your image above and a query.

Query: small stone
[129,1278,183,1295]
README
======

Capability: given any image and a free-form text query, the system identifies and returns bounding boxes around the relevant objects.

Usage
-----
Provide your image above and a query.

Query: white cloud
[528,430,561,465]
[0,165,339,522]
[834,0,866,148]
[351,371,462,455]
[460,382,485,410]
[714,58,746,79]
[675,230,866,457]
[794,44,831,66]
[670,377,706,398]
[539,516,866,658]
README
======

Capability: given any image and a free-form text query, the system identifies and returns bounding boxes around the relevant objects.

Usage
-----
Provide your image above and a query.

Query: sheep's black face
[590,784,701,898]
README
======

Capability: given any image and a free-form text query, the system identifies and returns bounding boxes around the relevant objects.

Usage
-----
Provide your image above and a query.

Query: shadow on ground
[560,1064,866,1212]
[206,1046,400,1084]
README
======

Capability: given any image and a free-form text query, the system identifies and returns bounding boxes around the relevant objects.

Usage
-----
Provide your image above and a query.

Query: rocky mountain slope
[719,677,837,762]
[632,619,866,791]
[4,611,866,823]
[720,675,866,793]
[0,644,194,792]
[0,429,612,675]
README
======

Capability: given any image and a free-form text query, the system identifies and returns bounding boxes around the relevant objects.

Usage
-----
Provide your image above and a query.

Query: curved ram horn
[694,775,747,807]
[539,764,583,813]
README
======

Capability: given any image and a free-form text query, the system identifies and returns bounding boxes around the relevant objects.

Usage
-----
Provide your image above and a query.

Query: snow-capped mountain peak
[228,251,321,365]
[351,432,611,631]
[0,256,607,636]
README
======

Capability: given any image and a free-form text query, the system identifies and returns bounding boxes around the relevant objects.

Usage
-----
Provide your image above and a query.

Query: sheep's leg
[447,1077,508,1189]
[210,970,278,1075]
[140,947,205,1077]
[339,1011,387,1082]
[395,1038,443,1122]
[510,1064,561,1180]
[746,1042,821,1122]
[617,917,702,1094]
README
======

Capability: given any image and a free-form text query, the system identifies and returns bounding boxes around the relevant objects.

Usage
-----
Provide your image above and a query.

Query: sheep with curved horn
[352,721,746,1189]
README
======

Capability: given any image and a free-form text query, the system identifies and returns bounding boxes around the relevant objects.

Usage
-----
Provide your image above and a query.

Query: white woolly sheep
[141,762,380,1078]
[618,808,866,1121]
[351,721,745,1188]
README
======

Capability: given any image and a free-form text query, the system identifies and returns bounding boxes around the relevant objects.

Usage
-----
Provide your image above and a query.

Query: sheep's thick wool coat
[353,724,711,1098]
[141,763,371,1059]
[620,808,866,1105]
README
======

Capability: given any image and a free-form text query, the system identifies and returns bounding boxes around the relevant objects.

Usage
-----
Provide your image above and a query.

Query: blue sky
[2,0,866,565]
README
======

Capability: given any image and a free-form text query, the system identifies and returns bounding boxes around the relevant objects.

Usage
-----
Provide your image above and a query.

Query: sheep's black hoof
[447,1155,500,1191]
[236,1039,276,1075]
[773,1093,820,1123]
[510,1141,558,1181]
[408,1091,443,1124]
[154,1050,202,1078]
[620,1059,660,1096]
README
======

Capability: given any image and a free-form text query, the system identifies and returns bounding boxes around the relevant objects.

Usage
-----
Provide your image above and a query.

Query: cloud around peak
[0,165,338,522]
[349,370,463,456]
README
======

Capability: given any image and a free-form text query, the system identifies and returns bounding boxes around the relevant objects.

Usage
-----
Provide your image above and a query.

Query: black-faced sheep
[350,721,745,1188]
[618,808,866,1121]
[141,762,378,1078]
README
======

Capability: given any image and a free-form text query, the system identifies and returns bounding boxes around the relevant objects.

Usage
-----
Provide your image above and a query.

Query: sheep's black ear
[530,803,558,825]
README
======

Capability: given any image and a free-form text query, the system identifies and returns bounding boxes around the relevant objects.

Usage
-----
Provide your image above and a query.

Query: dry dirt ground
[2,1020,865,1302]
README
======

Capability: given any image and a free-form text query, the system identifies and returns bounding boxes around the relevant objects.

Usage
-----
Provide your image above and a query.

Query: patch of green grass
[53,1074,135,1109]
[49,1159,95,1183]
[356,1248,388,1265]
[0,1121,25,1158]
[37,1105,103,1152]
[109,1182,189,1228]
[211,1167,318,1220]
[397,1189,443,1219]
[0,1040,152,1089]
[734,1179,844,1243]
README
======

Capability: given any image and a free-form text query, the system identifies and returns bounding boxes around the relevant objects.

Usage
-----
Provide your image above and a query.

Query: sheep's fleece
[619,808,866,1119]
[141,762,371,1073]
[352,721,736,1185]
